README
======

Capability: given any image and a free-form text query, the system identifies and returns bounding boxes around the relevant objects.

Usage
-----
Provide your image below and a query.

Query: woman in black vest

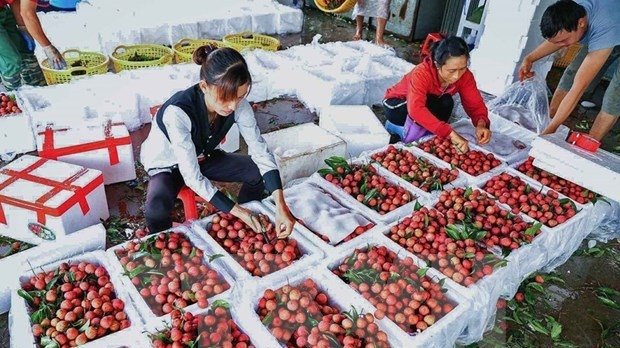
[140,45,295,237]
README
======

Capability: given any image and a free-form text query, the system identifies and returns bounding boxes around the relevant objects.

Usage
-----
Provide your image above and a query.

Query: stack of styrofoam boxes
[249,0,279,34]
[261,123,347,186]
[192,201,325,284]
[0,224,106,313]
[469,0,555,96]
[530,132,620,202]
[35,120,137,184]
[243,49,298,103]
[105,226,236,325]
[319,105,389,158]
[0,155,109,244]
[9,251,145,347]
[321,234,472,347]
[0,93,36,157]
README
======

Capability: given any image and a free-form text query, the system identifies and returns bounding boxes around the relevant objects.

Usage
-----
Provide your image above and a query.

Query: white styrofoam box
[295,68,366,111]
[137,294,263,348]
[243,49,298,102]
[218,123,240,153]
[412,135,508,186]
[319,105,389,158]
[225,9,253,33]
[9,251,144,348]
[168,21,200,46]
[530,133,620,202]
[375,54,415,76]
[236,265,405,348]
[0,155,109,245]
[191,201,324,284]
[139,21,170,45]
[35,121,136,185]
[322,233,471,347]
[273,2,304,34]
[0,223,106,314]
[277,43,334,67]
[311,162,428,225]
[197,15,229,39]
[359,143,468,200]
[350,58,403,105]
[249,2,278,34]
[105,226,235,325]
[450,118,530,165]
[261,123,347,185]
[0,111,36,157]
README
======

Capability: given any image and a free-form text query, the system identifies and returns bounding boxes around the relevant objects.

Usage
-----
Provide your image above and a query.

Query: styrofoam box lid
[319,105,387,135]
[36,122,129,149]
[0,155,101,208]
[262,123,345,159]
[531,133,620,201]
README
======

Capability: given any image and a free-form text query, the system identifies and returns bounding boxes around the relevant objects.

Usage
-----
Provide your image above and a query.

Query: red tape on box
[0,157,104,225]
[38,121,131,165]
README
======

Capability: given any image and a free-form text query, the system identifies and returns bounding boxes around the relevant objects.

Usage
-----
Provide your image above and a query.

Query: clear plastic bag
[487,77,551,133]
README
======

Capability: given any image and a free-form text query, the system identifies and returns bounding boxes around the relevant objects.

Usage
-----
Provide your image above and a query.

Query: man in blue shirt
[519,0,619,141]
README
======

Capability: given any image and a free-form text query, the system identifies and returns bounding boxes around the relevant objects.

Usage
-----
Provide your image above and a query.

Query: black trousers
[145,150,265,233]
[383,94,454,126]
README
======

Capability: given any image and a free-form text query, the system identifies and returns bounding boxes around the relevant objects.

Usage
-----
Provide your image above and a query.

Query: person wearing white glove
[18,0,66,69]
[0,0,46,90]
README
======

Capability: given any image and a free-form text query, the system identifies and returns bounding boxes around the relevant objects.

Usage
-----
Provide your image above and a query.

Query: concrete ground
[1,7,619,348]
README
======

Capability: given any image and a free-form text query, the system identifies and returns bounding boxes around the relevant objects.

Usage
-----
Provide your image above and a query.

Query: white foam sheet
[105,226,236,325]
[450,118,530,165]
[341,40,397,59]
[190,201,324,284]
[0,223,106,314]
[310,157,429,225]
[233,264,406,348]
[295,67,366,112]
[320,233,471,347]
[0,108,36,157]
[9,250,144,348]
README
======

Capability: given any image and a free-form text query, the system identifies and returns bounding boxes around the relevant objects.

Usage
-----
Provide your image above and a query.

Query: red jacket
[0,0,16,7]
[385,57,489,138]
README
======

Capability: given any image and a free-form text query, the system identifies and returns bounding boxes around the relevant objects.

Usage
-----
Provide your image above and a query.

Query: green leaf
[525,222,543,236]
[145,270,166,277]
[528,320,550,335]
[208,254,224,263]
[445,225,462,241]
[438,278,446,288]
[493,259,508,269]
[464,252,475,259]
[78,319,91,332]
[473,230,487,241]
[414,201,423,211]
[416,267,429,278]
[527,282,545,294]
[307,316,319,327]
[17,289,35,305]
[424,214,430,228]
[525,184,531,193]
[464,187,473,198]
[189,247,197,259]
[130,251,150,261]
[360,180,368,195]
[261,312,274,326]
[596,287,620,297]
[124,264,150,279]
[318,168,336,177]
[211,299,230,309]
[597,296,620,310]
[550,321,562,339]
[363,188,379,205]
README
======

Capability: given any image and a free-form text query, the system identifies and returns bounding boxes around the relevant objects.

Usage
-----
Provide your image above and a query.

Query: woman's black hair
[192,45,252,102]
[540,0,586,39]
[429,36,470,67]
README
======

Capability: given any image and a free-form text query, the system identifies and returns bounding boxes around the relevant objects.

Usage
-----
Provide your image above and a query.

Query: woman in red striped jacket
[384,36,492,153]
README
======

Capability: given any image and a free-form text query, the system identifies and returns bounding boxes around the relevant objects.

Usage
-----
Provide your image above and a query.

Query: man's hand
[519,56,535,81]
[230,205,269,233]
[449,131,469,153]
[43,45,67,70]
[475,125,492,145]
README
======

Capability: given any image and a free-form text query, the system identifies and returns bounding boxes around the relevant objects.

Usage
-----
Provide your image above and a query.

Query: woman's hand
[230,205,270,233]
[449,131,469,153]
[273,189,296,239]
[475,124,492,145]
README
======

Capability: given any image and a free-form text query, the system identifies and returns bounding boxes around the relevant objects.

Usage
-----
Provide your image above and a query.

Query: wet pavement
[1,7,619,348]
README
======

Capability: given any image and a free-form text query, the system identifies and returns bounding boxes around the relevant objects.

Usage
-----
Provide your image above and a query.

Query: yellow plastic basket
[110,44,174,72]
[314,0,357,13]
[40,49,109,85]
[173,38,228,64]
[222,32,280,52]
[553,44,582,68]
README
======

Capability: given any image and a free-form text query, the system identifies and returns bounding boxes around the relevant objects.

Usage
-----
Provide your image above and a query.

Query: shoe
[384,120,405,141]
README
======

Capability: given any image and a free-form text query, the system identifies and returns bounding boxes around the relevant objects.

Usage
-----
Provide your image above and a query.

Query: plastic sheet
[105,226,236,325]
[486,77,551,133]
[322,233,471,347]
[191,201,324,284]
[9,250,144,348]
[233,264,405,348]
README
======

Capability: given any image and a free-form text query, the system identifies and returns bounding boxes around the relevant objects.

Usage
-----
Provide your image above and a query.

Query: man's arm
[17,0,52,47]
[519,41,564,80]
[542,48,613,134]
